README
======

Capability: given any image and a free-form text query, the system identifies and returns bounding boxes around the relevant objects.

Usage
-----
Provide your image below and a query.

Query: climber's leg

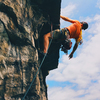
[43,29,64,53]
[43,32,52,53]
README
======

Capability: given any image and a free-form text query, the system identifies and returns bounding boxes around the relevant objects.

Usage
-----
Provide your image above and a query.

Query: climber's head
[81,22,88,30]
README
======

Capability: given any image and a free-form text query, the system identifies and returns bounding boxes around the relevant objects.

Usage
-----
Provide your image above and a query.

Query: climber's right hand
[69,53,73,59]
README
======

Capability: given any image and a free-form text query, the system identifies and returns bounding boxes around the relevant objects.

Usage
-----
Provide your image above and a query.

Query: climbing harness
[60,28,72,54]
[22,23,54,100]
[61,39,72,54]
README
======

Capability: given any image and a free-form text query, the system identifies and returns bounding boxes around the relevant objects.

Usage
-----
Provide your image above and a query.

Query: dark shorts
[50,28,70,40]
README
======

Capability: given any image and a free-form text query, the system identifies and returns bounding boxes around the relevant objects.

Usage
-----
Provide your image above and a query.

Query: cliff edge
[0,0,61,100]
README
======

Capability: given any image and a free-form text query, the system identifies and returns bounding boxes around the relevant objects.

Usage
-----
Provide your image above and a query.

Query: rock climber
[43,15,88,59]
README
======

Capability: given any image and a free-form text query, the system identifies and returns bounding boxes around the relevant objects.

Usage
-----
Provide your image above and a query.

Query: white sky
[47,0,100,100]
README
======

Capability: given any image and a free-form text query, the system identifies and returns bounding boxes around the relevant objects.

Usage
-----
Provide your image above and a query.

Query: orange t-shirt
[66,20,82,43]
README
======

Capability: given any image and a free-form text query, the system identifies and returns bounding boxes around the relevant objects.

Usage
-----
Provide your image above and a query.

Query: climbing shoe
[38,50,46,58]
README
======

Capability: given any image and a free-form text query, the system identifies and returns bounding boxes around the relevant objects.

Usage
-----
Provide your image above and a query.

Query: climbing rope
[22,23,53,100]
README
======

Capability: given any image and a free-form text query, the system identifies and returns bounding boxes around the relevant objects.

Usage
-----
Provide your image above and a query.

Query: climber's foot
[38,50,46,58]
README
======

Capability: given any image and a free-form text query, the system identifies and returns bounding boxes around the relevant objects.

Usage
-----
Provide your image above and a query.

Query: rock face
[0,0,61,100]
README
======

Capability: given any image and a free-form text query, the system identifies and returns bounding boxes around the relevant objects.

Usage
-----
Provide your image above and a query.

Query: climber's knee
[44,32,52,40]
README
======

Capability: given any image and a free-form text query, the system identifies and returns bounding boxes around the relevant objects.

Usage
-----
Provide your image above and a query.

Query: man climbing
[43,15,88,59]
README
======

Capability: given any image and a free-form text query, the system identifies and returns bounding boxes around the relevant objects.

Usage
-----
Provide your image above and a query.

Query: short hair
[80,22,88,30]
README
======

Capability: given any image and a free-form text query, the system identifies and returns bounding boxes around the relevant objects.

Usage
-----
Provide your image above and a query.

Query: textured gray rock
[0,0,61,99]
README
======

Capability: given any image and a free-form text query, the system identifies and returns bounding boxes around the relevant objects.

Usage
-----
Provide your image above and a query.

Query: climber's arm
[60,15,76,23]
[69,39,78,59]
